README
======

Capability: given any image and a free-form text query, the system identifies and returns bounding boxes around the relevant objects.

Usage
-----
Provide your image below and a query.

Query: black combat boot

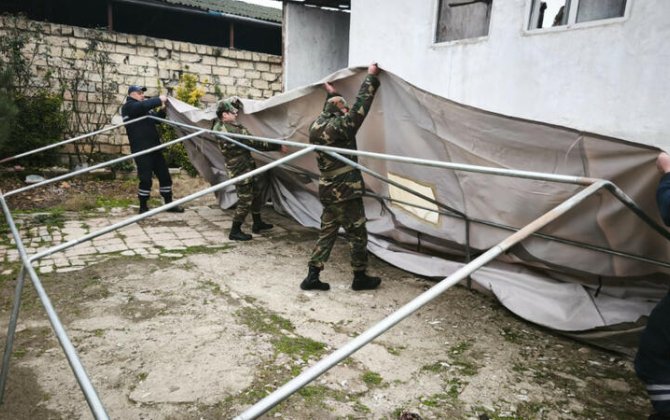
[300,266,330,291]
[229,221,252,241]
[161,193,185,213]
[139,196,150,214]
[352,270,381,291]
[251,212,273,233]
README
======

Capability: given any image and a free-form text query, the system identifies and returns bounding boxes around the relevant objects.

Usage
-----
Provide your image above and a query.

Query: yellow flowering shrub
[162,72,207,176]
[175,73,206,106]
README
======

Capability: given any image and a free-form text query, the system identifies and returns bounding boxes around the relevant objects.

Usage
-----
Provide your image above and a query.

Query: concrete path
[0,203,650,419]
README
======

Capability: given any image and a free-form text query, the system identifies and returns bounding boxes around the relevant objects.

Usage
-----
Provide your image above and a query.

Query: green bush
[0,16,67,169]
[163,139,198,177]
[0,69,17,149]
[160,129,198,176]
[1,92,67,167]
[109,154,136,174]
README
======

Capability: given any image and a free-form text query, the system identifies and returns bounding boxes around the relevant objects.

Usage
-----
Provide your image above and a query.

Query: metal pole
[235,180,608,419]
[3,129,207,198]
[0,268,26,404]
[29,147,316,262]
[206,130,319,182]
[0,195,110,419]
[157,116,597,186]
[158,116,670,250]
[325,151,465,219]
[603,181,670,242]
[324,150,473,264]
[368,192,670,269]
[0,116,148,165]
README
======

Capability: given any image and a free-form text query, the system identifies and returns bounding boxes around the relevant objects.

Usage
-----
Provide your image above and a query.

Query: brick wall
[0,16,283,162]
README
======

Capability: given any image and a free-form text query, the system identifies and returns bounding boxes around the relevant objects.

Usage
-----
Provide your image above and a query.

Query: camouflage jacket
[213,120,280,178]
[309,74,380,204]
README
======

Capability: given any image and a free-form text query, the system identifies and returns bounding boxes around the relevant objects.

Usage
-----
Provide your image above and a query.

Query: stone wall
[0,16,283,162]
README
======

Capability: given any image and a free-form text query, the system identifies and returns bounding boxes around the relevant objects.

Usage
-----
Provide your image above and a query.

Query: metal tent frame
[0,116,668,419]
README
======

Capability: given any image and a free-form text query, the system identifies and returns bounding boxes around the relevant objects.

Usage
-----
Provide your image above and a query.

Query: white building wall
[349,0,670,148]
[284,3,349,91]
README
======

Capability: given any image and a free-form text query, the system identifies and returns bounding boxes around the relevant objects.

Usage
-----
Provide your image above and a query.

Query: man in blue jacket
[635,152,670,420]
[121,85,184,214]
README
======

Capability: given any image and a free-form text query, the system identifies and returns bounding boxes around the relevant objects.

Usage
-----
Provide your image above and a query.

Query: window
[528,0,627,30]
[388,173,440,224]
[435,0,493,43]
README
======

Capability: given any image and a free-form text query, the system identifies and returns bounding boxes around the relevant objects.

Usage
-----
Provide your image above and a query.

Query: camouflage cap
[216,100,237,114]
[325,96,348,114]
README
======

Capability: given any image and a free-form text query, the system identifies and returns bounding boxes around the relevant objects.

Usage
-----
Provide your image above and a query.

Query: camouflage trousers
[233,173,269,223]
[309,197,368,271]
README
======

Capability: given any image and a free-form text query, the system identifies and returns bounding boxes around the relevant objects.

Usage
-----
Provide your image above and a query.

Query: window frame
[387,172,441,225]
[524,0,631,33]
[432,0,493,46]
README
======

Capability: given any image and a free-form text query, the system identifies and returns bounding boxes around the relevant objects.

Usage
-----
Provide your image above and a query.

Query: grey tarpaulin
[166,67,669,351]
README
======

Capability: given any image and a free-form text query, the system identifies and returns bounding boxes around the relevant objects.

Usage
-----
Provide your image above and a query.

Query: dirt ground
[0,172,653,419]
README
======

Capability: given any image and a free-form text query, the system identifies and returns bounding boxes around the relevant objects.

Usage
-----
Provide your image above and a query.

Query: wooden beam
[107,0,114,31]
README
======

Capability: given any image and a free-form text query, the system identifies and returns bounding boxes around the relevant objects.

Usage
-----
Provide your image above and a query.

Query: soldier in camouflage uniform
[301,63,382,292]
[214,100,281,241]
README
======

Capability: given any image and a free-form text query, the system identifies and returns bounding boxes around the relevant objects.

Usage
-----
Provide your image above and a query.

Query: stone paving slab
[0,204,270,274]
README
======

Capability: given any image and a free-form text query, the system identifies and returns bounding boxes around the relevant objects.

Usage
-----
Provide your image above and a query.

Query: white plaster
[348,0,670,148]
[284,3,350,91]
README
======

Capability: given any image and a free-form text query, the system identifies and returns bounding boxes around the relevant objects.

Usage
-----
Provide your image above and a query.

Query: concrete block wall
[0,16,283,162]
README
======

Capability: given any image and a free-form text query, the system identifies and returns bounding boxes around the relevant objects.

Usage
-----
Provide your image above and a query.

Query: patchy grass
[0,213,15,240]
[12,348,27,358]
[500,326,523,344]
[353,400,371,414]
[361,370,383,386]
[0,262,22,286]
[446,377,465,398]
[297,384,329,402]
[32,209,66,228]
[447,340,480,376]
[512,361,528,373]
[449,340,472,356]
[94,196,134,209]
[8,327,55,360]
[386,345,403,356]
[422,360,449,373]
[274,336,326,362]
[420,392,450,407]
[180,244,233,256]
[62,195,98,212]
[221,304,372,417]
[0,186,651,419]
[451,359,478,376]
[198,279,223,295]
[236,306,295,336]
